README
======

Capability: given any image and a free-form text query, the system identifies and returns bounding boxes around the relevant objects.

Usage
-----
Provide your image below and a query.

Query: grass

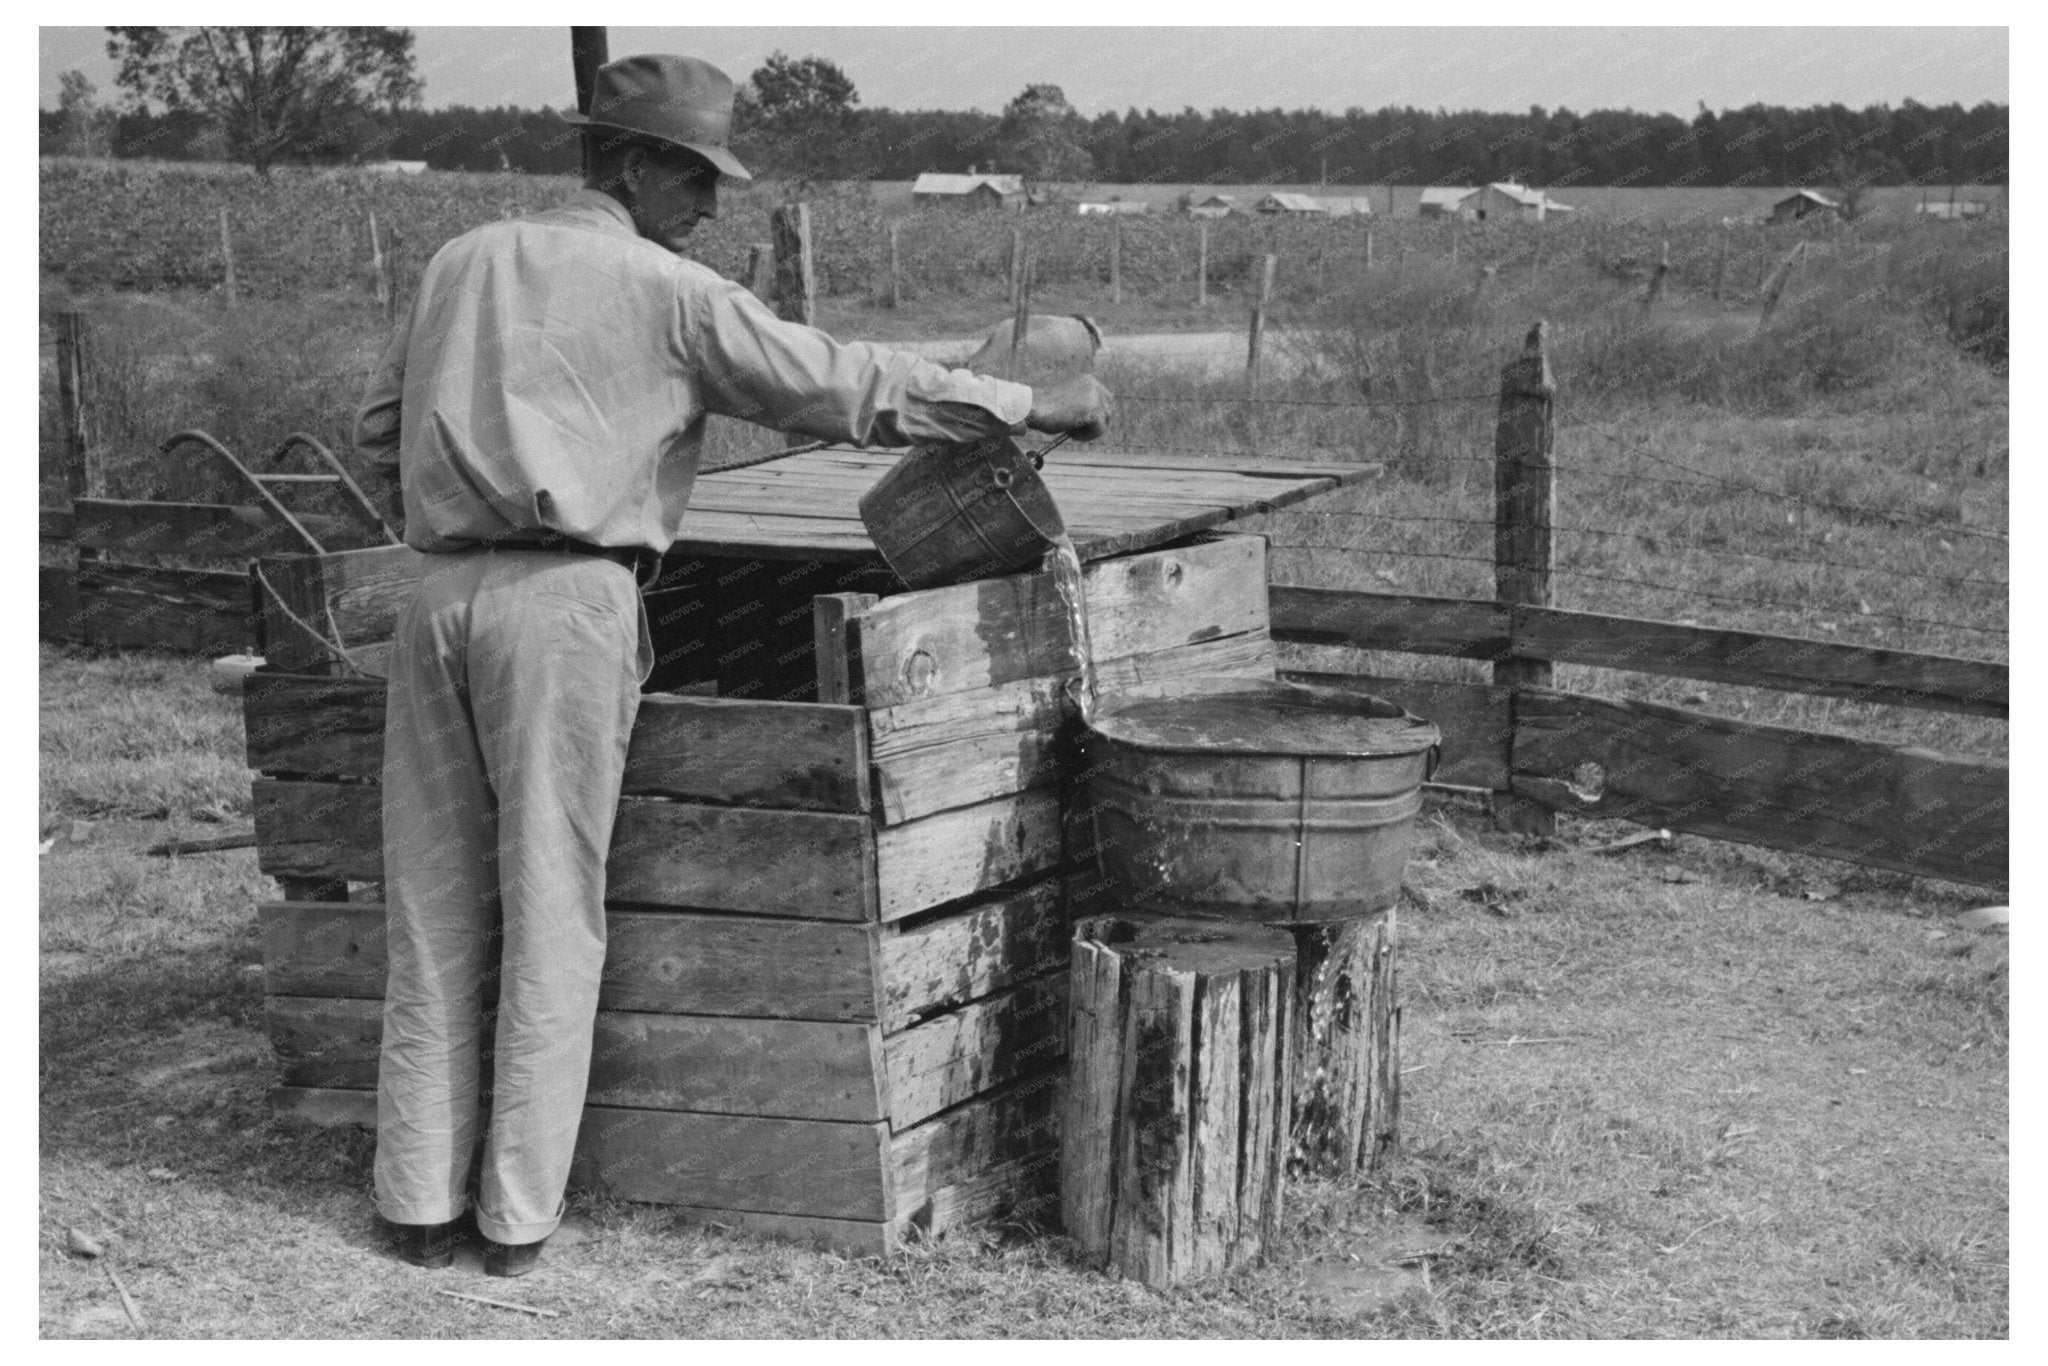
[37,645,2007,1338]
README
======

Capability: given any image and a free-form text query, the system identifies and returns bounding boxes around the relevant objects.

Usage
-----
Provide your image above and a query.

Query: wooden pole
[570,26,609,178]
[1364,228,1373,273]
[1757,239,1805,329]
[1285,912,1400,1175]
[1710,224,1729,302]
[887,220,902,310]
[1010,249,1035,367]
[769,204,816,327]
[1451,214,1461,265]
[1062,914,1293,1288]
[1008,226,1024,308]
[1196,222,1209,306]
[369,211,391,317]
[1109,217,1122,307]
[1246,253,1276,386]
[1492,320,1556,837]
[219,208,239,309]
[55,309,91,504]
[1642,239,1669,312]
[744,242,772,299]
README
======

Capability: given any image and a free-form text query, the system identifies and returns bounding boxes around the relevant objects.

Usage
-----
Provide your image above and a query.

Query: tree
[733,51,860,190]
[997,84,1096,191]
[106,26,421,175]
[53,70,115,158]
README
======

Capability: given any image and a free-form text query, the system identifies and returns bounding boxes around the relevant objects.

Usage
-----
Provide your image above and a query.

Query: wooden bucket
[857,436,1066,590]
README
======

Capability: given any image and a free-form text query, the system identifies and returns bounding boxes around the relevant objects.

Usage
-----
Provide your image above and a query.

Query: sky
[38,24,2008,119]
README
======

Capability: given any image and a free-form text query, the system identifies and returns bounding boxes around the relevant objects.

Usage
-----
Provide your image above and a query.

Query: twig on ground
[145,833,258,856]
[1589,828,1674,855]
[436,1287,560,1318]
[1658,1214,1732,1255]
[105,1262,147,1331]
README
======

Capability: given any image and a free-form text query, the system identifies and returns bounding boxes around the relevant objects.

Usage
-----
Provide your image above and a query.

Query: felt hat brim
[560,112,753,184]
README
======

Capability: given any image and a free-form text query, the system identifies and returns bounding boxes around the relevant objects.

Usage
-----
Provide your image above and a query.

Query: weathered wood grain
[257,543,425,671]
[878,878,1069,1033]
[253,781,880,918]
[573,1106,894,1220]
[259,901,884,1020]
[873,788,1065,922]
[890,1069,1062,1223]
[1511,688,2009,890]
[243,676,387,779]
[1511,604,2008,718]
[852,535,1270,710]
[1284,911,1398,1176]
[1281,670,1512,791]
[1267,586,1511,661]
[72,498,382,559]
[883,974,1067,1130]
[76,561,257,653]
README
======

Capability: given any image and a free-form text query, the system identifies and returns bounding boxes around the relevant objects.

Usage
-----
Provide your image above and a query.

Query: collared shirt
[355,190,1033,555]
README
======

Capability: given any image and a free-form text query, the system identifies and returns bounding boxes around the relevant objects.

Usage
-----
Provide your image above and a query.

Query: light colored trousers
[375,550,651,1244]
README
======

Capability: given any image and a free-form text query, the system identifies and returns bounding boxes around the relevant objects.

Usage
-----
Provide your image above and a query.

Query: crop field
[38,154,2007,1338]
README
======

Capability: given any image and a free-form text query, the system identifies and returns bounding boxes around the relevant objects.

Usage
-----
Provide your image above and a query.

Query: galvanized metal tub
[858,436,1066,591]
[1083,677,1441,922]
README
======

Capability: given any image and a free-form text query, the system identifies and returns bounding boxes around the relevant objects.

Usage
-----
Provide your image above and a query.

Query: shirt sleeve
[354,314,410,529]
[680,272,1033,447]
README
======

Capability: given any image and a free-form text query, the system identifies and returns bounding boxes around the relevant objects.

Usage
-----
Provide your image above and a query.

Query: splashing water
[1045,533,1097,722]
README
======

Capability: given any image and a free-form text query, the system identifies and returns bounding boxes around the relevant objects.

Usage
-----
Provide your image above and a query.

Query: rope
[251,562,365,676]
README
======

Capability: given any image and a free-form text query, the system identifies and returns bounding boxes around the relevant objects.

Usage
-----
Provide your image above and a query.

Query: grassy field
[37,644,2009,1338]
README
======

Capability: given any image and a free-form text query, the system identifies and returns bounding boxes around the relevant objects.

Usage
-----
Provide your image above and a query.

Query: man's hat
[561,54,752,183]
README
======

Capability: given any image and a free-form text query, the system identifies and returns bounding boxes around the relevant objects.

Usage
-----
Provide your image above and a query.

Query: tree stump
[1283,907,1400,1176]
[1062,913,1294,1288]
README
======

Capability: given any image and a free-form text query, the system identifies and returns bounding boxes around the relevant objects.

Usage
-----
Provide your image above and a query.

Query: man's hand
[1025,375,1114,442]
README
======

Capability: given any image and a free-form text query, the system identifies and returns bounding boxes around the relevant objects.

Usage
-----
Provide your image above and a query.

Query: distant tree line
[43,35,2006,189]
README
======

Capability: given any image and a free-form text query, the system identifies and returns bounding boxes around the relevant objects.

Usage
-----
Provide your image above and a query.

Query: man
[354,53,1111,1278]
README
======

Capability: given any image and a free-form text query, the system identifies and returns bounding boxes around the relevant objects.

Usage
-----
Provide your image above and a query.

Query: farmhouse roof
[1194,193,1237,206]
[1317,196,1374,216]
[1256,192,1326,213]
[1420,186,1478,207]
[1776,188,1840,209]
[913,172,1025,196]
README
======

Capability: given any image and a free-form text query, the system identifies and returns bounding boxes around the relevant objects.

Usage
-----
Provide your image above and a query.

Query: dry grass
[38,647,2006,1339]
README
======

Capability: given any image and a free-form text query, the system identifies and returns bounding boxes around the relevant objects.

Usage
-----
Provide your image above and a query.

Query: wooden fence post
[1710,224,1729,302]
[1246,253,1276,387]
[220,208,239,309]
[1451,215,1461,266]
[887,220,902,310]
[1196,222,1209,306]
[1010,249,1035,366]
[1364,228,1373,273]
[55,309,92,504]
[1008,226,1024,308]
[1109,217,1122,306]
[1642,239,1669,311]
[1757,240,1804,329]
[369,211,392,317]
[1493,320,1556,837]
[770,203,816,327]
[744,242,772,299]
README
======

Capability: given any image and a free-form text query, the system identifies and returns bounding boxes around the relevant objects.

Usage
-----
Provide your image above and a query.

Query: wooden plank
[814,592,880,706]
[76,561,256,653]
[1511,604,2007,718]
[252,781,879,919]
[625,693,870,811]
[884,975,1068,1131]
[879,878,1070,1033]
[1268,586,1510,660]
[257,544,425,671]
[574,1107,892,1221]
[260,902,884,1021]
[890,1069,1062,1222]
[1512,688,2009,890]
[890,1148,1060,1247]
[40,507,74,542]
[266,996,886,1121]
[868,631,1276,825]
[853,535,1270,710]
[244,675,386,779]
[40,564,80,642]
[72,499,381,558]
[608,798,876,919]
[873,788,1065,922]
[1281,671,1512,791]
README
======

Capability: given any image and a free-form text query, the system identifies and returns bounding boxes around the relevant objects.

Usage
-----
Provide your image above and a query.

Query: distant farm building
[1769,189,1840,224]
[1420,183,1571,222]
[1253,192,1326,216]
[1076,199,1151,216]
[1419,186,1480,218]
[912,171,1026,210]
[1916,198,1991,220]
[1186,193,1239,219]
[1317,196,1374,218]
[362,159,428,175]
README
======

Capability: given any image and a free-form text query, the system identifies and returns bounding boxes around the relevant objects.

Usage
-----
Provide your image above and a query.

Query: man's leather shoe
[482,1236,546,1278]
[392,1219,464,1269]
